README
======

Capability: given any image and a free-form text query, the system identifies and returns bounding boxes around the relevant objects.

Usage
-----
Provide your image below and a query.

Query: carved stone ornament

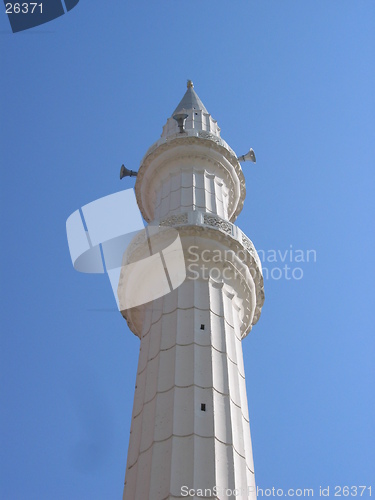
[122,211,264,339]
[203,214,232,234]
[159,213,188,226]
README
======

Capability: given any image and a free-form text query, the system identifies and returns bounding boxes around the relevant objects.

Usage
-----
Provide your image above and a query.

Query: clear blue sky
[1,2,374,499]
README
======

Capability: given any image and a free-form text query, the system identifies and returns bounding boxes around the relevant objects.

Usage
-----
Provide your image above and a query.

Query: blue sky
[1,1,374,499]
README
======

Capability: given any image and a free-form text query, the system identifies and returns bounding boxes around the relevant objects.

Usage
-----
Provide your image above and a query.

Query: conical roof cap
[159,80,220,140]
[173,80,208,115]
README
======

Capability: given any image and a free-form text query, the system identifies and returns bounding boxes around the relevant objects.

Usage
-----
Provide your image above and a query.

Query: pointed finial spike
[187,80,194,89]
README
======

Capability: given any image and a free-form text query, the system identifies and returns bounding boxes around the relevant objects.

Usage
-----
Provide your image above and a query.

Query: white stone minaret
[119,81,264,500]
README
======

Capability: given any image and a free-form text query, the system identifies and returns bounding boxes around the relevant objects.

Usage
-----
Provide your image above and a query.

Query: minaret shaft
[124,277,255,499]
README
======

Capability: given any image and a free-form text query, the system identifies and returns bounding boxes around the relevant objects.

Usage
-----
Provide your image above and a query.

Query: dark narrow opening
[200,324,205,330]
[201,403,206,411]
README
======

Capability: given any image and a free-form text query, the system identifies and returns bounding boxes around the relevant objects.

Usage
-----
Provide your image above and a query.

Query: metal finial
[187,80,194,88]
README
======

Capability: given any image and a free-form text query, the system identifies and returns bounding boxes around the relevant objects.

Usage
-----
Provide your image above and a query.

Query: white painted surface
[123,281,258,500]
[122,85,263,500]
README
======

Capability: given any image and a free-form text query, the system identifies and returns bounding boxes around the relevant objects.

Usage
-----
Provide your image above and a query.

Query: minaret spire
[119,82,264,499]
[172,80,208,115]
[160,82,221,139]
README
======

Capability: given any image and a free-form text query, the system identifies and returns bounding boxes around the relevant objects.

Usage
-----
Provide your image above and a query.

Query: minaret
[118,81,264,499]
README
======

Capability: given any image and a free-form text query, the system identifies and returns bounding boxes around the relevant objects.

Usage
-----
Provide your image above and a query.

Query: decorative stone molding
[242,234,262,271]
[242,234,252,252]
[197,130,237,158]
[160,213,188,226]
[122,212,264,339]
[203,214,232,234]
[123,229,148,263]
